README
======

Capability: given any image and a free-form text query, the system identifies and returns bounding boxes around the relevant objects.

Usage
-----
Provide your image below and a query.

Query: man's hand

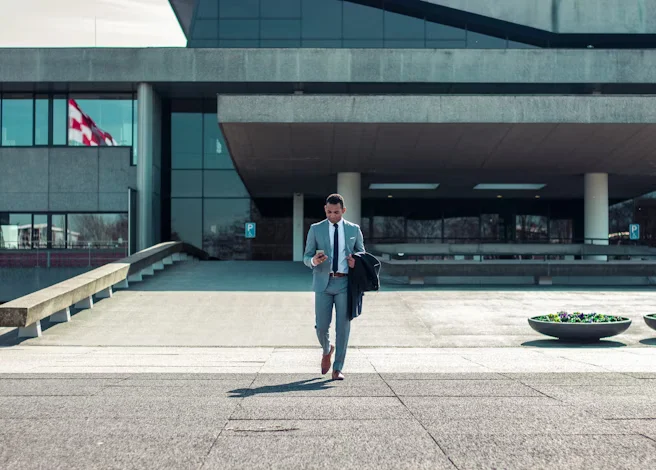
[347,254,355,269]
[313,253,327,265]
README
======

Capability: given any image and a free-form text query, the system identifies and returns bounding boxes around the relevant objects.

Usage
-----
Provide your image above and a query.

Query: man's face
[325,203,346,224]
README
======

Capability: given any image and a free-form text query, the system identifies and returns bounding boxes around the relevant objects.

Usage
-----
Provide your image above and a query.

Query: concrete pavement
[2,261,656,468]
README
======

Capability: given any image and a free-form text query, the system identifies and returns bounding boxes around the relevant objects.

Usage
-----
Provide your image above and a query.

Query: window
[203,198,251,258]
[343,2,383,40]
[219,19,259,39]
[171,113,203,168]
[384,10,424,40]
[171,198,203,249]
[35,97,49,145]
[1,96,34,146]
[261,0,301,18]
[172,170,203,198]
[33,215,48,248]
[66,97,134,147]
[261,19,301,39]
[220,0,259,18]
[67,213,128,248]
[0,213,32,249]
[204,114,234,169]
[302,0,342,39]
[52,97,67,145]
[192,19,219,39]
[52,214,66,248]
[196,0,219,18]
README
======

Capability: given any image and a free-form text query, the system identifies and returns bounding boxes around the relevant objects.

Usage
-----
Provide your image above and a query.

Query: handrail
[0,241,209,338]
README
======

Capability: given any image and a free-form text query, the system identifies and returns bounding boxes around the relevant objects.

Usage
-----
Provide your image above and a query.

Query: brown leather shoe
[321,345,334,375]
[332,370,344,381]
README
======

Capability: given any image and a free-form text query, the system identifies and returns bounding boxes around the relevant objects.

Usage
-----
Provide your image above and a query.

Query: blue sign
[245,222,256,239]
[630,223,640,240]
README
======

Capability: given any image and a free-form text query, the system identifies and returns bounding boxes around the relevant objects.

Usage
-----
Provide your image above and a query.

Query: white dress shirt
[311,219,348,273]
[329,219,348,274]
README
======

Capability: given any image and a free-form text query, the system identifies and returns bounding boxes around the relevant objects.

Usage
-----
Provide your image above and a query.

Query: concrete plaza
[1,260,656,469]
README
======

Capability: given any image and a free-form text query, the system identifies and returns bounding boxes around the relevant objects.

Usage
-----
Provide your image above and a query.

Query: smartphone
[315,250,325,257]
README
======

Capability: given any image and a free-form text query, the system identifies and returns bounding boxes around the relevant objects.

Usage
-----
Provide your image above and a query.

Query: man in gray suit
[303,193,365,381]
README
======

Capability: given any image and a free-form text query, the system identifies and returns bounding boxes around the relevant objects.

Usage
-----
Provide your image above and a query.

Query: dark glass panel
[384,10,424,39]
[384,40,425,48]
[33,215,47,248]
[204,114,234,169]
[301,0,342,39]
[2,97,33,146]
[343,39,383,48]
[0,213,32,249]
[261,19,301,39]
[549,219,574,243]
[443,217,480,243]
[192,19,219,39]
[515,215,548,241]
[218,39,260,47]
[35,98,49,145]
[203,198,251,259]
[171,112,202,169]
[407,219,441,242]
[189,39,220,47]
[219,0,259,18]
[53,97,67,145]
[426,40,466,48]
[301,39,341,47]
[171,170,203,198]
[260,39,301,47]
[481,214,503,242]
[426,22,465,40]
[372,216,404,242]
[251,198,293,260]
[196,0,219,18]
[467,31,508,49]
[634,197,656,246]
[343,1,383,39]
[261,0,301,18]
[52,214,66,248]
[508,40,539,49]
[609,199,634,241]
[67,214,128,248]
[171,198,203,248]
[219,19,259,39]
[203,170,250,198]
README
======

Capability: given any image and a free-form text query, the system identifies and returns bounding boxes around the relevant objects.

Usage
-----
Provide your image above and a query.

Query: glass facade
[188,0,537,49]
[0,213,127,249]
[0,93,137,163]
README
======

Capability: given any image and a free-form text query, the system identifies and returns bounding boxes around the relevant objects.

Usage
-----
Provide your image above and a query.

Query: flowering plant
[535,311,625,323]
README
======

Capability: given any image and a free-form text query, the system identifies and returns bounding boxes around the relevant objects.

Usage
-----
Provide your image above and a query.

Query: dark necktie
[332,223,339,273]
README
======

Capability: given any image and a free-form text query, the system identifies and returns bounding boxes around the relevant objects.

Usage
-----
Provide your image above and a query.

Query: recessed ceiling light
[387,194,393,198]
[369,183,440,190]
[535,195,541,199]
[474,184,546,190]
[496,195,503,198]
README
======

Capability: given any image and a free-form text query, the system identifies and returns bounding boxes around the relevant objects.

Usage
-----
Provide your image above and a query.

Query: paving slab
[434,434,656,470]
[232,396,413,420]
[243,374,394,398]
[503,372,642,385]
[386,379,543,397]
[0,378,124,396]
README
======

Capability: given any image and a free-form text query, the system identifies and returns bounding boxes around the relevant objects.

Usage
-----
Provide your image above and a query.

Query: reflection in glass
[35,98,49,145]
[261,19,301,39]
[444,217,480,243]
[549,219,573,243]
[172,113,203,168]
[634,197,656,246]
[261,0,301,18]
[2,98,34,146]
[609,199,634,242]
[343,2,383,39]
[407,219,441,242]
[219,19,259,39]
[220,0,259,18]
[384,10,424,39]
[302,0,342,39]
[196,0,219,18]
[203,198,251,259]
[52,215,66,248]
[0,213,32,249]
[372,216,404,242]
[467,31,508,49]
[205,115,235,169]
[33,215,47,248]
[171,199,203,249]
[516,215,548,241]
[481,214,502,242]
[67,214,128,248]
[68,98,134,146]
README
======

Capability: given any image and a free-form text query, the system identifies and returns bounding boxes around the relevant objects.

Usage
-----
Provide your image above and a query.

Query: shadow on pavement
[228,378,334,398]
[521,339,627,348]
[639,338,656,346]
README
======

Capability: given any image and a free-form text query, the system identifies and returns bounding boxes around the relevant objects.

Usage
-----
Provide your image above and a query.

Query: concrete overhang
[218,94,656,199]
[2,48,656,85]
[426,0,656,34]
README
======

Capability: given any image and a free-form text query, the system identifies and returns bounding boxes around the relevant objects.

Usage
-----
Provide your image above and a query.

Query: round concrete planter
[528,317,632,341]
[644,314,656,331]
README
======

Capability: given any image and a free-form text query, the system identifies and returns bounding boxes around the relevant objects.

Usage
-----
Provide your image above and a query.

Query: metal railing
[0,240,128,268]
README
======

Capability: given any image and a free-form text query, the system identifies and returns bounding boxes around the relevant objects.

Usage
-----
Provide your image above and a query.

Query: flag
[68,99,118,146]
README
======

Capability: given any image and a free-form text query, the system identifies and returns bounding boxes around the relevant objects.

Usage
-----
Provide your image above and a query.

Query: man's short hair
[326,193,345,208]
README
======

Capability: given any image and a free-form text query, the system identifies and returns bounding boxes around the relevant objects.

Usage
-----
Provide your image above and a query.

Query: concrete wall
[0,147,134,212]
[217,95,656,124]
[426,0,656,34]
[1,48,656,84]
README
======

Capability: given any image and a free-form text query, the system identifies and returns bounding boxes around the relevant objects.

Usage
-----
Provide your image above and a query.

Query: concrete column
[584,173,609,260]
[293,193,304,262]
[137,83,154,252]
[337,172,361,226]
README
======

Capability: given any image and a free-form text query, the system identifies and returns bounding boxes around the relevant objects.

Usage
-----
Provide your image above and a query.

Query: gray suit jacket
[303,219,365,293]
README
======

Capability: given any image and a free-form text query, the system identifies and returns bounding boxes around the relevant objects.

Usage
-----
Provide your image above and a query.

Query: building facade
[2,0,656,262]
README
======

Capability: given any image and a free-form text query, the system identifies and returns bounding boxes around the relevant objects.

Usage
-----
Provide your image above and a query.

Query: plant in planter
[528,310,631,341]
[644,314,656,331]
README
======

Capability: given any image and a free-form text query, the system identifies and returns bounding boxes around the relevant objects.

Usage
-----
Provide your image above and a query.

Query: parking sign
[629,223,640,240]
[245,222,256,239]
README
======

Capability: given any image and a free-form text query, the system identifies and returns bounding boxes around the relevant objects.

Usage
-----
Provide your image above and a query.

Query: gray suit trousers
[314,276,350,372]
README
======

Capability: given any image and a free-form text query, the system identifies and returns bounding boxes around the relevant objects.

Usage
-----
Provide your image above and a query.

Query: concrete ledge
[0,241,209,329]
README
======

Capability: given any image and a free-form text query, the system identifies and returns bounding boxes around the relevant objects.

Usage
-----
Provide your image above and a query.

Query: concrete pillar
[584,173,609,260]
[137,83,154,252]
[337,172,361,226]
[293,193,304,262]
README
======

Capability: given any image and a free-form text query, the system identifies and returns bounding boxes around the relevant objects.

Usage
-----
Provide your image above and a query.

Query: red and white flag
[68,99,118,146]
